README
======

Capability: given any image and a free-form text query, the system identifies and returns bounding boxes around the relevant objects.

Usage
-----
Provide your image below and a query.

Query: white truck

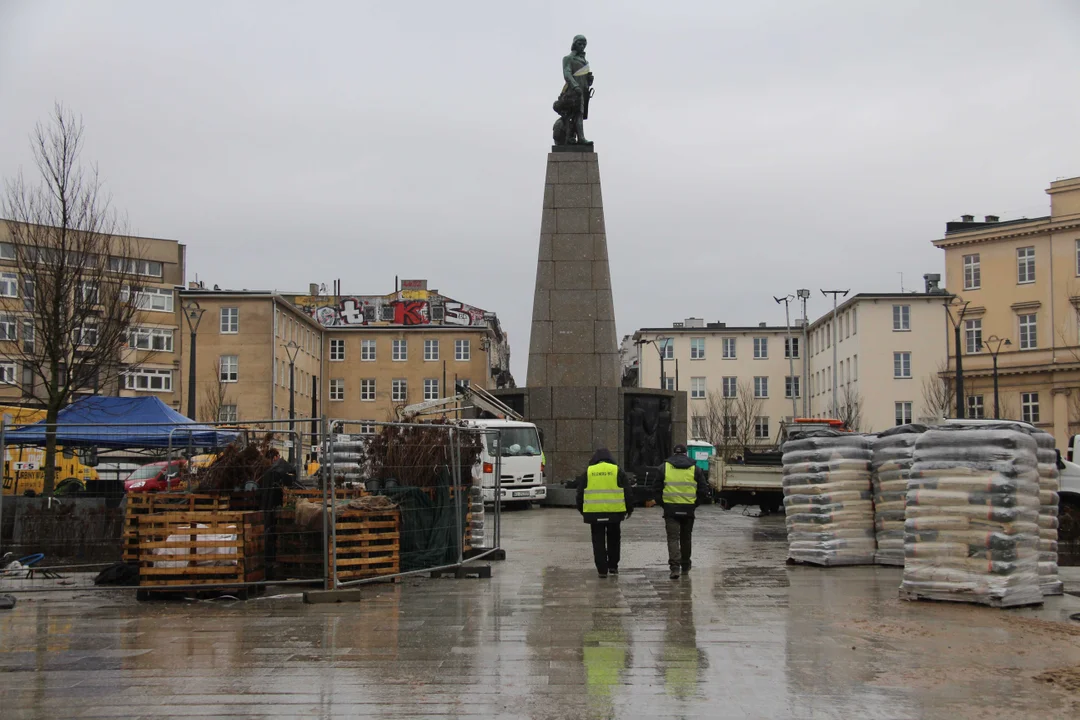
[398,383,545,507]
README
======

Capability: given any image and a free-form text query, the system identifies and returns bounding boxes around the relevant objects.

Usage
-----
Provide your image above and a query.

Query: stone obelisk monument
[526,34,621,483]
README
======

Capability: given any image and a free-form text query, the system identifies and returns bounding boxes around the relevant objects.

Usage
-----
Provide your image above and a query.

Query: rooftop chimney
[684,317,705,328]
[923,273,943,294]
[309,283,320,296]
[759,322,767,328]
[961,214,974,222]
[984,215,1000,223]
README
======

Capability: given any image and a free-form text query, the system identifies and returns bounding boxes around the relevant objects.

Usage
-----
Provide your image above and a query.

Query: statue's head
[571,35,587,52]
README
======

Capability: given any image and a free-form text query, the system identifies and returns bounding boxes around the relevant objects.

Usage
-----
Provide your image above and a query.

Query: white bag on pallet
[1030,431,1063,596]
[871,425,925,566]
[903,426,1042,607]
[782,431,875,566]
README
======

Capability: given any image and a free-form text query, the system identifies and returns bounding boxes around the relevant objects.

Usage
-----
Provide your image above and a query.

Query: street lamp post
[797,289,811,417]
[635,336,670,389]
[945,296,971,419]
[979,335,1012,419]
[284,340,300,465]
[775,294,798,422]
[181,300,206,420]
[820,290,849,418]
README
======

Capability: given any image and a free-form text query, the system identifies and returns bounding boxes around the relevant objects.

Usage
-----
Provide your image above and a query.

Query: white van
[465,418,546,506]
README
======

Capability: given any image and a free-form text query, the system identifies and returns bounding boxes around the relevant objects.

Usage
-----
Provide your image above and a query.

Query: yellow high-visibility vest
[583,462,626,514]
[663,463,696,505]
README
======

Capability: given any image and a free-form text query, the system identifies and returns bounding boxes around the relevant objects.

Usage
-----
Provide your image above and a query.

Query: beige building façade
[933,175,1080,450]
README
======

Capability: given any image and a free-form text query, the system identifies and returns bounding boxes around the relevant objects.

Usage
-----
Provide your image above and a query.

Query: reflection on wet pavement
[2,506,1079,718]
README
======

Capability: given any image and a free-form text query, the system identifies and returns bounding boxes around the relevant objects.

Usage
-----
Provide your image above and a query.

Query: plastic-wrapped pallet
[902,426,1042,608]
[782,430,875,566]
[871,424,926,566]
[1030,430,1063,596]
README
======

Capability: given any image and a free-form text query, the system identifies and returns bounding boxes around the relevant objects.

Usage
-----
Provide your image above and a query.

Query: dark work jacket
[575,449,633,525]
[659,452,709,520]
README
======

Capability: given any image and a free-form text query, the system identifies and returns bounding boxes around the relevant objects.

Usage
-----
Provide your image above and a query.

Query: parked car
[123,460,188,493]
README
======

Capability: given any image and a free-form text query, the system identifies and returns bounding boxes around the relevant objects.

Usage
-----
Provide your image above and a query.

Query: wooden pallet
[136,510,265,588]
[899,588,1044,609]
[329,509,400,582]
[123,493,230,563]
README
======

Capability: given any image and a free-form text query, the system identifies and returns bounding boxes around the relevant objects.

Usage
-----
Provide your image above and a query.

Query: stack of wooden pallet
[135,510,265,591]
[329,508,401,583]
[123,493,229,563]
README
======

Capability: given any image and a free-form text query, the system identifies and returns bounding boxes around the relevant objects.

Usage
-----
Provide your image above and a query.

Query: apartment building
[635,320,804,446]
[805,291,948,432]
[0,220,185,407]
[932,174,1080,449]
[178,280,510,447]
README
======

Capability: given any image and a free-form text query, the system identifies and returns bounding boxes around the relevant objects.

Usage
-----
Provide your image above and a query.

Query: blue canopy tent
[5,396,239,449]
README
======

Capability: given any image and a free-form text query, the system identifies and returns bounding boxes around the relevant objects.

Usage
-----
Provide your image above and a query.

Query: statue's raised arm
[552,35,594,149]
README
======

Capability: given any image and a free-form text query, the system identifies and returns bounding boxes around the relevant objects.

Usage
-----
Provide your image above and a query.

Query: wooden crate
[136,511,265,587]
[329,508,400,582]
[123,493,229,563]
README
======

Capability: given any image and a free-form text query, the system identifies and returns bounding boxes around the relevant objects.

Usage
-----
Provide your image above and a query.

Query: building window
[0,242,14,260]
[1017,246,1035,284]
[690,337,705,360]
[109,257,162,277]
[966,395,984,419]
[691,416,706,438]
[754,416,770,440]
[392,379,407,402]
[963,253,981,290]
[330,338,345,361]
[722,376,737,398]
[893,305,910,331]
[128,327,173,352]
[424,378,440,400]
[218,405,238,423]
[722,338,736,359]
[690,377,706,399]
[0,314,17,341]
[722,416,737,437]
[895,401,913,426]
[361,379,376,401]
[424,339,440,361]
[660,338,674,360]
[329,379,344,401]
[852,307,857,334]
[359,422,376,435]
[122,286,173,312]
[1076,239,1080,276]
[74,325,98,347]
[220,307,238,333]
[393,339,407,361]
[1021,392,1040,423]
[361,338,376,361]
[785,376,801,399]
[455,339,471,361]
[784,337,799,359]
[0,362,15,384]
[965,319,982,354]
[0,273,17,298]
[894,352,911,378]
[1019,314,1037,350]
[124,368,173,392]
[78,281,100,305]
[754,376,768,398]
[219,355,238,382]
[753,337,768,359]
[22,321,34,353]
[661,376,675,391]
[458,379,471,389]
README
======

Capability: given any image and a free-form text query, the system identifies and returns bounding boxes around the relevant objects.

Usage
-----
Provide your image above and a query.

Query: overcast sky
[3,1,1079,381]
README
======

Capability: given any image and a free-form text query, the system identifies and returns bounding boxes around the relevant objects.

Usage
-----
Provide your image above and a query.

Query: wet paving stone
[2,505,1080,718]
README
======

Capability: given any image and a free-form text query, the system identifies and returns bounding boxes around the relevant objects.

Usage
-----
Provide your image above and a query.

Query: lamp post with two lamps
[979,335,1011,419]
[635,336,671,389]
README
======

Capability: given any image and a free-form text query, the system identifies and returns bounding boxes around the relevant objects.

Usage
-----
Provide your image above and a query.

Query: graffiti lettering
[393,301,429,326]
[340,299,365,325]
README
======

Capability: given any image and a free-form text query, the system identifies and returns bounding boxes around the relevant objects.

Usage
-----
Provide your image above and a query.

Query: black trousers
[665,516,694,571]
[590,522,622,573]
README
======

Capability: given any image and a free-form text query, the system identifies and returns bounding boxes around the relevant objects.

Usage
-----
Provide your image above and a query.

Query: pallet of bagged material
[329,509,400,582]
[136,510,265,587]
[123,493,230,563]
[898,587,1043,609]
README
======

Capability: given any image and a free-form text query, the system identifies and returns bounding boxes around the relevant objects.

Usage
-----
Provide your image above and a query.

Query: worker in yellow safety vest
[576,447,633,577]
[660,444,708,580]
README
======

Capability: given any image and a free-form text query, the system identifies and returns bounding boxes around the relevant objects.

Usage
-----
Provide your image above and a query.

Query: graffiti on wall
[294,289,489,329]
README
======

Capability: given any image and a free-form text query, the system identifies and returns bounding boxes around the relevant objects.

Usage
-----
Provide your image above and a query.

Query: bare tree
[733,380,765,450]
[921,360,953,421]
[691,389,739,460]
[199,361,234,423]
[2,104,143,495]
[836,385,864,432]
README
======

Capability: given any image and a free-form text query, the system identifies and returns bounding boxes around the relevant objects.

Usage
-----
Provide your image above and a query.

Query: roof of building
[806,292,948,332]
[943,215,1050,236]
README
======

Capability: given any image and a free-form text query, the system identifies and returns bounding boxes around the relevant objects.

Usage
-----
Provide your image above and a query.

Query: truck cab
[466,419,547,506]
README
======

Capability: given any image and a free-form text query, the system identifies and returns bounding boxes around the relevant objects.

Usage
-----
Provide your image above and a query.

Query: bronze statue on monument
[552,35,594,148]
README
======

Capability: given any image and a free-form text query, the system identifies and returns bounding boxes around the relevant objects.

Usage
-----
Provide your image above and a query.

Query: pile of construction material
[901,426,1043,608]
[782,431,875,566]
[870,425,925,566]
[1032,431,1064,596]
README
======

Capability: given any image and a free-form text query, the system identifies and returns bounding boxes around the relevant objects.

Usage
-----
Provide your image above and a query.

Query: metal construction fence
[0,417,503,596]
